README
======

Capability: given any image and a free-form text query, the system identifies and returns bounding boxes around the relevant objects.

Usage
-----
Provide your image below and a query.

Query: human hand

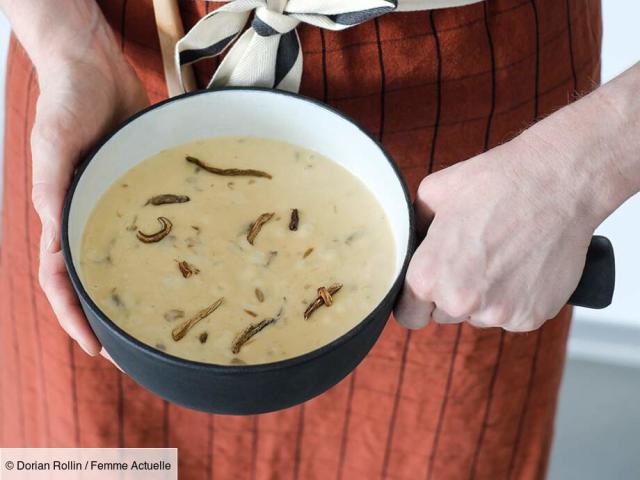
[30,15,148,355]
[394,133,601,332]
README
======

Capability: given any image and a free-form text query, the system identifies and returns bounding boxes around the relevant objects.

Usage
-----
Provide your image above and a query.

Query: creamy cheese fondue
[80,137,396,365]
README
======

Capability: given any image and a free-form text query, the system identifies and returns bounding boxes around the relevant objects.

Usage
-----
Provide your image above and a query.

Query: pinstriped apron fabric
[0,1,603,479]
[177,0,484,91]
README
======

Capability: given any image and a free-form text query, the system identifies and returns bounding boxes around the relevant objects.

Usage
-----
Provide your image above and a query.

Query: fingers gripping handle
[568,235,615,309]
[415,217,615,309]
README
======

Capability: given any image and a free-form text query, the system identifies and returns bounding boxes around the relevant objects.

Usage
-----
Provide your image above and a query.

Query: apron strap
[155,0,485,95]
[153,0,197,97]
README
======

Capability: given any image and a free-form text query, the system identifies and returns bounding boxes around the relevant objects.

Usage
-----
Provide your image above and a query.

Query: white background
[581,5,640,329]
[0,2,638,479]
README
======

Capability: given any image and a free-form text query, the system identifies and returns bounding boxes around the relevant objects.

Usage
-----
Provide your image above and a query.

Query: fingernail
[77,340,97,356]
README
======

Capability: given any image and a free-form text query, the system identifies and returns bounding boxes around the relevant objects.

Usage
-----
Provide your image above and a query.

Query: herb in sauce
[318,286,333,306]
[244,309,258,317]
[185,237,201,250]
[304,283,343,320]
[345,230,364,245]
[255,288,265,303]
[289,208,299,231]
[303,247,314,259]
[172,297,224,341]
[231,306,284,354]
[111,288,124,308]
[145,194,190,206]
[186,156,272,179]
[199,332,209,344]
[265,251,278,267]
[246,212,274,245]
[137,217,173,243]
[177,260,200,278]
[231,319,276,354]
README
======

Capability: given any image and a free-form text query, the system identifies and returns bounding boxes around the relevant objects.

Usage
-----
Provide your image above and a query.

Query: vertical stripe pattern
[468,6,500,477]
[0,2,603,480]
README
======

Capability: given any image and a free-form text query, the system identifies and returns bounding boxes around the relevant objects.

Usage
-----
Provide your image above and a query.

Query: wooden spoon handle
[152,0,197,97]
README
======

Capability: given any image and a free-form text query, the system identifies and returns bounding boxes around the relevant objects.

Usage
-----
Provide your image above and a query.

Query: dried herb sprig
[247,212,274,245]
[186,156,272,179]
[231,306,284,354]
[177,260,200,278]
[172,297,224,341]
[137,217,172,243]
[318,287,333,306]
[304,283,343,320]
[289,209,299,231]
[145,194,190,206]
[231,319,275,354]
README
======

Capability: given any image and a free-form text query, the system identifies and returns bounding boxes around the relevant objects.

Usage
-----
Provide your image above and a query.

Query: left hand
[394,133,598,332]
[29,8,148,357]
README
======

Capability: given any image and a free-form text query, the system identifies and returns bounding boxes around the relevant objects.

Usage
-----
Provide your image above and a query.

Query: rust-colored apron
[0,1,602,478]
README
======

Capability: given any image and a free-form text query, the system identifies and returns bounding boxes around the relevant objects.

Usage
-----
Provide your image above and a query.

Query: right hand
[31,22,148,356]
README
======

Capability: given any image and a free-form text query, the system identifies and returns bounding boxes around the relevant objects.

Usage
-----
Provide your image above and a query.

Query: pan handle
[568,235,615,309]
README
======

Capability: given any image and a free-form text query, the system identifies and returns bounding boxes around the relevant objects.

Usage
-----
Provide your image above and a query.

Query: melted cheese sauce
[80,137,396,364]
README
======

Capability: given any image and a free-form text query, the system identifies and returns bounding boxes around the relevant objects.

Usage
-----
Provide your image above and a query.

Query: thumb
[31,123,76,254]
[32,180,67,253]
[415,175,438,240]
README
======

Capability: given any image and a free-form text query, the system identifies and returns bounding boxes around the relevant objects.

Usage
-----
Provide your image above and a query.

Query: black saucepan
[62,88,614,414]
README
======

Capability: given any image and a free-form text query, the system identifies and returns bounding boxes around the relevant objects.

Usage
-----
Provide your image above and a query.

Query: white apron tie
[176,0,483,93]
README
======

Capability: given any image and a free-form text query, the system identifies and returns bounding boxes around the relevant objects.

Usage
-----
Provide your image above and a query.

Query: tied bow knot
[175,0,484,93]
[252,5,300,36]
[176,0,398,92]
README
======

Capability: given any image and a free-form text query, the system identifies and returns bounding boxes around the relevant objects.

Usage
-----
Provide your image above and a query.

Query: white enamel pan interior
[66,88,413,306]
